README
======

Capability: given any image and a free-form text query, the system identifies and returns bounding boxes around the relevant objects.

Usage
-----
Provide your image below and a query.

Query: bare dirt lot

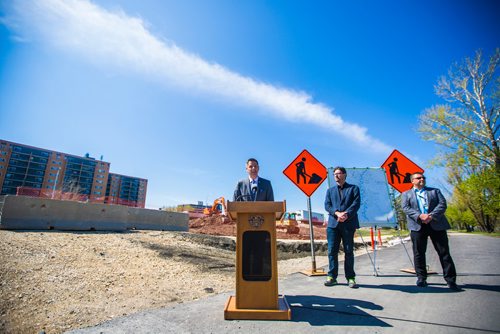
[0,217,333,334]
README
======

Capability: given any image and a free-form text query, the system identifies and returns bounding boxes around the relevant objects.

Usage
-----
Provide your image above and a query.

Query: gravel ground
[0,230,333,334]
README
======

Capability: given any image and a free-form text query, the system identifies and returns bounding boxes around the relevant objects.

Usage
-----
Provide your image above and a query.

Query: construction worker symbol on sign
[382,149,424,193]
[283,149,327,197]
[295,157,323,184]
[387,158,412,184]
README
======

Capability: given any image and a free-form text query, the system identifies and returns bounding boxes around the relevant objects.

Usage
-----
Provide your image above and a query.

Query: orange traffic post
[378,228,383,246]
[370,227,375,250]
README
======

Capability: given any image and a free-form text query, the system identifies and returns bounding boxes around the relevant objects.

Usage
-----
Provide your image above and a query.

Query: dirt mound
[189,216,327,240]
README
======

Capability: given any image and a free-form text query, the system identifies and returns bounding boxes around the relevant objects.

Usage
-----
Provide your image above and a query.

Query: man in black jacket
[324,167,360,288]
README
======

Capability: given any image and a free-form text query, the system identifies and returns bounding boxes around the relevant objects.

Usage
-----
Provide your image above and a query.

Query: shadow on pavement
[459,284,500,293]
[286,295,391,327]
[287,293,499,333]
[355,283,465,294]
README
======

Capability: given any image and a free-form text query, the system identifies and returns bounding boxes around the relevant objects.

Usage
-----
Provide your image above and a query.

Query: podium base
[300,268,327,276]
[224,295,291,320]
[400,268,438,275]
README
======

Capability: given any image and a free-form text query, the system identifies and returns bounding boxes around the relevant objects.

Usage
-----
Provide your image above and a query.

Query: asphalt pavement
[67,233,500,334]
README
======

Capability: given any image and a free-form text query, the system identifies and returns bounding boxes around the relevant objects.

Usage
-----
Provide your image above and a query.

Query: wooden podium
[224,201,292,320]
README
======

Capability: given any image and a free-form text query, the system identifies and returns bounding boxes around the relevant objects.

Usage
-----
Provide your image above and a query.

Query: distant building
[0,139,147,208]
[105,173,147,208]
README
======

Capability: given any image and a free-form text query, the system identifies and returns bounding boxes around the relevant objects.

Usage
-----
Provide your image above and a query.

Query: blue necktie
[417,191,428,213]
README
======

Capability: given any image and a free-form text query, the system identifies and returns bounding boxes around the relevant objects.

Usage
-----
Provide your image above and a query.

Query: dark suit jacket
[324,182,361,229]
[402,187,450,231]
[233,177,274,201]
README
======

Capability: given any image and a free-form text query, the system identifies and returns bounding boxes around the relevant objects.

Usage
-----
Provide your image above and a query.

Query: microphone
[251,183,258,201]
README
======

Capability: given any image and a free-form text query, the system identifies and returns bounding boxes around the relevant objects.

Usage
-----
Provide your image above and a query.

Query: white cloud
[4,0,392,153]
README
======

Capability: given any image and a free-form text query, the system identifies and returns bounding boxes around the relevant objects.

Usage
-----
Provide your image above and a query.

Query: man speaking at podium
[233,158,274,202]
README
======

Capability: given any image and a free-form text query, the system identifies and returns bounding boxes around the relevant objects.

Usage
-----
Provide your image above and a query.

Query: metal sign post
[306,196,318,273]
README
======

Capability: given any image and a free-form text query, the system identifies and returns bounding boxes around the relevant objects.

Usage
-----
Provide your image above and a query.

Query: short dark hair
[333,166,346,174]
[247,158,259,165]
[410,172,424,180]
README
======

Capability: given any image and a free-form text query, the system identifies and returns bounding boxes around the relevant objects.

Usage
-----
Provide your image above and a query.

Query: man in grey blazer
[233,158,274,202]
[402,172,459,290]
[324,167,361,288]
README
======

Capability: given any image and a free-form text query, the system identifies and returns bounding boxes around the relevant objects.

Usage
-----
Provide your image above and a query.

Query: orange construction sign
[381,149,424,193]
[283,149,327,197]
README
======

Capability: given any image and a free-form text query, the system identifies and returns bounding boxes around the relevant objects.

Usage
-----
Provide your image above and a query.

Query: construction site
[179,197,327,240]
[0,194,336,334]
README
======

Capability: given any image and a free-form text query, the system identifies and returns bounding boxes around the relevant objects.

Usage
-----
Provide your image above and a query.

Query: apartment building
[0,140,147,208]
[105,173,147,208]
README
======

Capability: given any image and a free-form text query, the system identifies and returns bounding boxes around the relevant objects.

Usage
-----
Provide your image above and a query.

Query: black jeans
[410,224,457,283]
[327,226,356,280]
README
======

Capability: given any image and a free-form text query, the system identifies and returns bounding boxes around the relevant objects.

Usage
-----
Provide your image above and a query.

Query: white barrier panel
[0,195,188,232]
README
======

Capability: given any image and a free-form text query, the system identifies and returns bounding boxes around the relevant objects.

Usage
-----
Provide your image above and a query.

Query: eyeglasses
[413,176,426,180]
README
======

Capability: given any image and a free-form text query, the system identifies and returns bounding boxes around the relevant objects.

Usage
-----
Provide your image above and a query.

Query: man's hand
[336,211,348,223]
[419,213,432,224]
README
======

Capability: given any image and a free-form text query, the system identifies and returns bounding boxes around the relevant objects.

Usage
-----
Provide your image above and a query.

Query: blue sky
[1,0,499,213]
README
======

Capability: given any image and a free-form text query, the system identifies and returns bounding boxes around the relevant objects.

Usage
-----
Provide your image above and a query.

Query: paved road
[67,234,500,334]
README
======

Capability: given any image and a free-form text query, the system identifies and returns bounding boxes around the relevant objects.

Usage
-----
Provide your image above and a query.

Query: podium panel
[242,230,272,281]
[224,201,291,320]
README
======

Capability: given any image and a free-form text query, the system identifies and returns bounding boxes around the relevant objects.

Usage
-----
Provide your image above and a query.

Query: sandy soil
[0,218,344,334]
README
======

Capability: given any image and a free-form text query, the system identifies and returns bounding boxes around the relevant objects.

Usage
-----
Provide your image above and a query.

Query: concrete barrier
[0,195,188,232]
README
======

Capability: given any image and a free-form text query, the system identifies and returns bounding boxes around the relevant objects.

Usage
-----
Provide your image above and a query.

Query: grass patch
[451,230,500,237]
[357,227,404,238]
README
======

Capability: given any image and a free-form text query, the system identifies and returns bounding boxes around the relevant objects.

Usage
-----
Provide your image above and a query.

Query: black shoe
[416,279,428,287]
[447,282,460,291]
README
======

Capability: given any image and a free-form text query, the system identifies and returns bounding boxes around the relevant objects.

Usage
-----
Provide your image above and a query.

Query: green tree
[419,48,500,232]
[454,167,500,232]
[446,189,477,231]
[392,194,408,231]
